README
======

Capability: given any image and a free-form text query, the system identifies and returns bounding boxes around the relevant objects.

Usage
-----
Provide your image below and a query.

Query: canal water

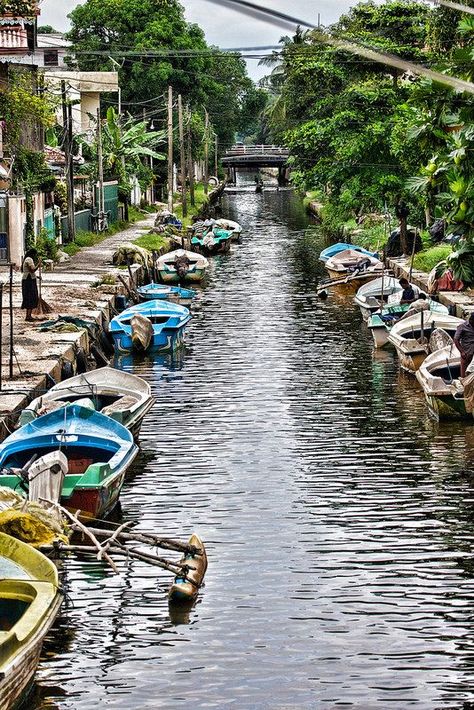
[33,183,474,709]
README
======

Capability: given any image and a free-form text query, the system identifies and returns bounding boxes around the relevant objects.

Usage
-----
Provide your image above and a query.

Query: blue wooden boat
[110,300,191,353]
[137,283,196,302]
[0,404,138,519]
[319,242,377,263]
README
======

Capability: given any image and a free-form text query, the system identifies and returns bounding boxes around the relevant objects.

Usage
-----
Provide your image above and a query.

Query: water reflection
[32,179,474,709]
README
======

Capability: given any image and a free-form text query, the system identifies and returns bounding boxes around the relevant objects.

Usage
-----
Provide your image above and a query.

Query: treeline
[258,0,474,256]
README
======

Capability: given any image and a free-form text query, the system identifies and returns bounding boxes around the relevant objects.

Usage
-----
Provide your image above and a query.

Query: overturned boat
[157,249,209,284]
[19,367,154,440]
[110,300,191,353]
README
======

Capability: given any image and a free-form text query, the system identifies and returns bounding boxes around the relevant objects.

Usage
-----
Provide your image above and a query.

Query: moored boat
[157,249,209,284]
[137,283,196,302]
[19,367,154,440]
[319,242,377,264]
[387,312,463,373]
[354,276,407,321]
[110,300,191,353]
[367,301,449,348]
[0,404,138,519]
[169,534,208,603]
[416,343,467,419]
[0,532,63,710]
[324,249,387,291]
[191,227,233,256]
[214,218,242,240]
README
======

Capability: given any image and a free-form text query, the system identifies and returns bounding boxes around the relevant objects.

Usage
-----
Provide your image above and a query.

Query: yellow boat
[169,534,208,603]
[0,532,62,710]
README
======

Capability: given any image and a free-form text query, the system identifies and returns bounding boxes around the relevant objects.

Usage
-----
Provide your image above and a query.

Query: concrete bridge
[222,145,290,184]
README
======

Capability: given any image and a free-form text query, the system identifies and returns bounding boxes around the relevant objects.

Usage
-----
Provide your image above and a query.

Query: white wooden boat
[354,276,406,321]
[214,218,242,240]
[367,301,449,348]
[325,248,384,287]
[157,249,209,284]
[416,342,468,419]
[387,312,463,373]
[19,367,154,440]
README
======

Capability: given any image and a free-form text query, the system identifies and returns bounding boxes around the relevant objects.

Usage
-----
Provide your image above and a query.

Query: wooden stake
[186,107,195,207]
[97,106,105,224]
[8,263,13,379]
[178,95,187,219]
[167,86,174,213]
[61,81,76,243]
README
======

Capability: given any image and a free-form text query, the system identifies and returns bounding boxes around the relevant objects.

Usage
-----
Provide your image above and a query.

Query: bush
[36,227,58,262]
[412,245,452,273]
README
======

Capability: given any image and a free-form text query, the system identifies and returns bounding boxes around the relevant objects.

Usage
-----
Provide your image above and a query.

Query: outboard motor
[175,254,191,282]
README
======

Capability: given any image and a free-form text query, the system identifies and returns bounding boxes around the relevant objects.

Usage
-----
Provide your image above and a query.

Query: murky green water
[32,181,474,709]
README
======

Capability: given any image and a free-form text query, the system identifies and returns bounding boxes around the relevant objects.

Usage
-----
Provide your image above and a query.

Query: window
[44,49,58,67]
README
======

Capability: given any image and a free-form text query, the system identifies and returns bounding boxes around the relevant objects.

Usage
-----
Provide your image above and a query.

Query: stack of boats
[321,240,470,421]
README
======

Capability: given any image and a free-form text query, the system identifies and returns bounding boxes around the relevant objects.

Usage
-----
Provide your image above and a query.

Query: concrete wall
[7,191,46,266]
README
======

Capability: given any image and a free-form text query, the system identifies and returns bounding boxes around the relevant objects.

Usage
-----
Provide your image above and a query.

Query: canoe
[191,227,233,256]
[367,301,449,348]
[110,300,191,353]
[325,249,385,285]
[169,534,208,603]
[214,218,242,240]
[387,312,463,373]
[353,276,406,321]
[131,313,153,352]
[19,367,154,440]
[137,283,196,302]
[416,343,468,419]
[0,532,62,710]
[319,242,377,263]
[156,249,209,284]
[0,404,138,519]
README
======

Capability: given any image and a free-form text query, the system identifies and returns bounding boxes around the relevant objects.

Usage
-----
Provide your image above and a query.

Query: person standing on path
[21,248,41,322]
[454,313,474,376]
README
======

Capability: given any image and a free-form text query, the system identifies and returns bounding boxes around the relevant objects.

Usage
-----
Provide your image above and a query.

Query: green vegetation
[259,0,474,282]
[413,245,453,273]
[62,215,141,256]
[174,184,208,228]
[133,233,169,252]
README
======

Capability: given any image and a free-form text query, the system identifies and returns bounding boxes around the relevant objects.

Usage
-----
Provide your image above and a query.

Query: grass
[133,233,169,252]
[174,184,209,228]
[412,244,452,273]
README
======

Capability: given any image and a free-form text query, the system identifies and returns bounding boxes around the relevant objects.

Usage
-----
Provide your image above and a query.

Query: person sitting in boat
[454,313,474,377]
[398,292,429,321]
[399,278,416,304]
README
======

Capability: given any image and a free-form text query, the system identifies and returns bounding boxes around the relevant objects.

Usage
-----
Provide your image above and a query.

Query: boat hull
[111,328,186,354]
[325,270,383,292]
[65,466,128,519]
[169,534,208,603]
[159,268,206,284]
[398,349,428,374]
[425,392,469,420]
[369,325,389,348]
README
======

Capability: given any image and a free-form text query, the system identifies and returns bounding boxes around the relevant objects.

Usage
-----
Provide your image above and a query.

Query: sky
[39,0,360,78]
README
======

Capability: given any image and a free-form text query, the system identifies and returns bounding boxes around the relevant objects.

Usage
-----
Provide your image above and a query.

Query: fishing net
[0,488,69,547]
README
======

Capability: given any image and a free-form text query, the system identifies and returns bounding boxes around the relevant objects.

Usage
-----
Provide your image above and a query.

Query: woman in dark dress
[21,248,40,321]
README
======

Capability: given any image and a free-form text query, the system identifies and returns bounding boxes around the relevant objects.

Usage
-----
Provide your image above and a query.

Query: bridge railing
[224,144,289,157]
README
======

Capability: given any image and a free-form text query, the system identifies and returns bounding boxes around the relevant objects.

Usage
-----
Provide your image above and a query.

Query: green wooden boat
[0,532,62,710]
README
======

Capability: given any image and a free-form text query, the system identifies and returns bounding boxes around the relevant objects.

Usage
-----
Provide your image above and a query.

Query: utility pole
[61,81,75,243]
[204,109,209,196]
[214,133,218,178]
[167,86,174,213]
[186,107,195,208]
[97,107,105,224]
[177,95,187,219]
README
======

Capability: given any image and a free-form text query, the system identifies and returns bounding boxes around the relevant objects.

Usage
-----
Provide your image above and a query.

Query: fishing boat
[367,301,449,348]
[137,283,196,303]
[110,300,191,353]
[319,242,377,263]
[387,312,463,373]
[191,227,233,256]
[18,367,154,440]
[354,276,407,321]
[416,342,468,419]
[325,248,384,281]
[169,534,208,603]
[0,404,138,519]
[156,249,209,284]
[0,532,63,710]
[214,218,242,240]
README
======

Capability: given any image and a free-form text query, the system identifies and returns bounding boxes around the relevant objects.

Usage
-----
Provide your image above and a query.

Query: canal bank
[0,214,155,439]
